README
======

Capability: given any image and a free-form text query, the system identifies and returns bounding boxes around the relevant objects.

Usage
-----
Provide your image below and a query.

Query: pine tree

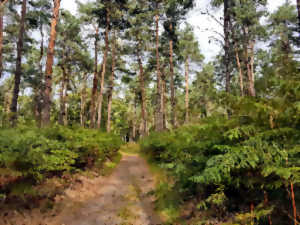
[10,0,27,126]
[42,0,61,126]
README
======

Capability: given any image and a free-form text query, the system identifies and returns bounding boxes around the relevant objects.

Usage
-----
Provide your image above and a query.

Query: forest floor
[1,152,163,225]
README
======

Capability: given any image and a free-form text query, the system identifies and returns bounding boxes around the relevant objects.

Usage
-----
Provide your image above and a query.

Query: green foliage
[0,126,123,184]
[140,96,300,223]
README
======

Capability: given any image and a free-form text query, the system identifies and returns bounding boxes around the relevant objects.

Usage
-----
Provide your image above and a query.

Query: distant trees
[0,0,297,139]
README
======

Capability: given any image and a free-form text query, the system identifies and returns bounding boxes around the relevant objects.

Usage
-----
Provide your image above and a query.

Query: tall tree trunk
[155,12,163,131]
[59,66,67,125]
[0,5,4,79]
[97,11,109,129]
[234,45,244,96]
[243,26,256,97]
[162,69,167,129]
[42,0,61,126]
[224,0,231,93]
[169,23,176,128]
[185,57,189,124]
[0,0,8,79]
[10,0,27,126]
[137,45,147,137]
[249,39,256,97]
[107,30,116,132]
[90,26,99,128]
[81,73,88,127]
[297,0,300,36]
[35,24,44,127]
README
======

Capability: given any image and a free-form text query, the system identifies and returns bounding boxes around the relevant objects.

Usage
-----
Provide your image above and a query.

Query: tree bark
[297,0,300,36]
[185,57,189,124]
[80,72,88,127]
[169,23,176,128]
[0,0,8,79]
[90,26,99,128]
[97,11,109,129]
[35,24,44,127]
[42,0,61,126]
[162,68,167,129]
[107,30,116,132]
[235,46,244,96]
[155,12,163,131]
[243,26,256,97]
[0,5,3,78]
[59,66,67,126]
[137,43,147,136]
[224,0,231,93]
[10,0,27,126]
[249,39,256,97]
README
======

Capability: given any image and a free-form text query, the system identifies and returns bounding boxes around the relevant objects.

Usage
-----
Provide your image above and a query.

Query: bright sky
[62,0,291,62]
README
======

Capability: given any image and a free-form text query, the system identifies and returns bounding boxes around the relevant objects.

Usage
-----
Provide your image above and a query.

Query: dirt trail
[54,153,162,225]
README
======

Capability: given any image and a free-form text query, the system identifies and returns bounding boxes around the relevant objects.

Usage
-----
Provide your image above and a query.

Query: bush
[0,126,123,184]
[140,113,300,224]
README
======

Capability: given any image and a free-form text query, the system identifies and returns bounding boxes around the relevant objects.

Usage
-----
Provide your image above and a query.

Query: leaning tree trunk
[10,0,27,126]
[224,0,231,93]
[42,0,61,126]
[137,46,147,137]
[90,26,99,128]
[185,57,189,124]
[80,72,88,127]
[169,23,176,128]
[97,11,109,129]
[107,30,116,132]
[155,12,163,131]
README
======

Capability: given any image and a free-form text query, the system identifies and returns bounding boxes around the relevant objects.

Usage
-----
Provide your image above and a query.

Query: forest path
[56,153,162,225]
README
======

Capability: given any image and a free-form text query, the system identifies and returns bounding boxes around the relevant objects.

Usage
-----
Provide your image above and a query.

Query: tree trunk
[169,23,176,128]
[0,0,8,79]
[234,46,244,96]
[90,26,99,128]
[155,12,163,131]
[10,0,27,126]
[137,47,147,137]
[185,57,189,124]
[243,26,256,97]
[297,0,300,36]
[42,0,61,126]
[97,11,109,129]
[81,73,88,127]
[0,5,4,79]
[107,30,116,132]
[161,68,167,129]
[249,39,256,97]
[59,66,67,126]
[224,0,231,93]
[35,24,44,127]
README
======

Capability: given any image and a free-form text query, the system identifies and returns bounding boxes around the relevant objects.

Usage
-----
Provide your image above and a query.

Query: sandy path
[56,154,162,225]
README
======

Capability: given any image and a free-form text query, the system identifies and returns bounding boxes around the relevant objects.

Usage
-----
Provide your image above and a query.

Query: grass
[100,152,122,176]
[119,142,141,155]
[138,149,182,224]
[119,142,183,224]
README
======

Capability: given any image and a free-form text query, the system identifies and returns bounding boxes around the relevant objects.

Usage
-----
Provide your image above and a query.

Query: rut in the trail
[58,154,162,225]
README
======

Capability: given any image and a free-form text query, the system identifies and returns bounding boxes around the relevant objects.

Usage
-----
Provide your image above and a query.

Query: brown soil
[0,154,162,225]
